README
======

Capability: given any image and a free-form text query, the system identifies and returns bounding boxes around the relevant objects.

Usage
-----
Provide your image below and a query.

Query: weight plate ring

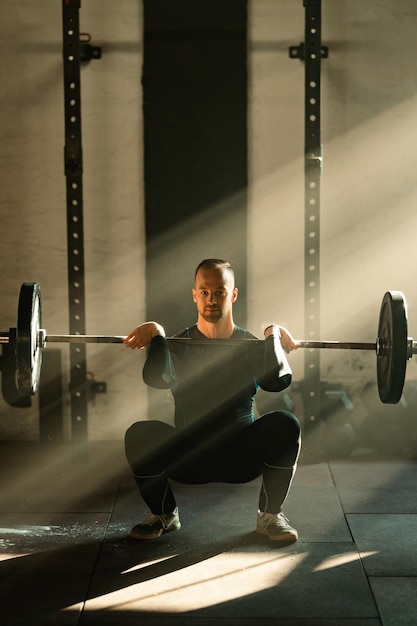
[16,282,43,396]
[376,290,408,404]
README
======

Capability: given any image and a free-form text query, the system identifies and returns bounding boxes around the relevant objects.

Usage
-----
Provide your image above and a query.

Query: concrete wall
[0,1,145,439]
[1,0,417,439]
[248,0,417,409]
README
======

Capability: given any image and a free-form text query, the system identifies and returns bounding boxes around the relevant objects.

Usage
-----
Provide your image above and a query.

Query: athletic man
[124,259,301,542]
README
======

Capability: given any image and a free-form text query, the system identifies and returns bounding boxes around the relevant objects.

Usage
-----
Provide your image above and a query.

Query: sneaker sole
[129,524,181,541]
[256,527,298,542]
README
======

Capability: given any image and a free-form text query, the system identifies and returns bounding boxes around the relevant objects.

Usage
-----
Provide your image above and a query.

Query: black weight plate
[16,283,42,396]
[377,291,408,404]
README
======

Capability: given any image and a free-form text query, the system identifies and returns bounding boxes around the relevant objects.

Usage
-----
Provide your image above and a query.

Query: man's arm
[255,325,297,392]
[124,322,175,389]
[142,335,175,389]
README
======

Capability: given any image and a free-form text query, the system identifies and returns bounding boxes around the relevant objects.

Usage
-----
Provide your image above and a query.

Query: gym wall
[0,0,416,440]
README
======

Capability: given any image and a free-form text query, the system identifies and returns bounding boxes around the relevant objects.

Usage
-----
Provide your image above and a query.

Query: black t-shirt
[143,324,291,437]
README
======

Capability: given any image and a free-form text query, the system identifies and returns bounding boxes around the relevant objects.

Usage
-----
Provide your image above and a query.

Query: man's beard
[201,307,223,323]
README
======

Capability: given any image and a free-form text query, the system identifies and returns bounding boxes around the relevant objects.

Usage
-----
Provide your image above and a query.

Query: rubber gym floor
[0,438,416,626]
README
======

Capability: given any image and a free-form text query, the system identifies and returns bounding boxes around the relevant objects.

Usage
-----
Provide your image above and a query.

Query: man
[124,259,301,543]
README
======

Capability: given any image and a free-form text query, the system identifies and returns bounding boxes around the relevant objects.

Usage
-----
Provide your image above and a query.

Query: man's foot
[130,507,181,540]
[256,510,298,543]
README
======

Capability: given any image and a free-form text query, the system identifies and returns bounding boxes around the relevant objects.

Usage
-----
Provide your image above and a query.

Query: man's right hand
[124,322,165,350]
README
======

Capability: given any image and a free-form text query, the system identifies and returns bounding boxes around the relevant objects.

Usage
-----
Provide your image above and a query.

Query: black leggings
[125,411,301,515]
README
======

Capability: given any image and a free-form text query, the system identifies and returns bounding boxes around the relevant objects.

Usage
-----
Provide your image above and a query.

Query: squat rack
[290,0,327,439]
[62,0,88,461]
[58,1,326,457]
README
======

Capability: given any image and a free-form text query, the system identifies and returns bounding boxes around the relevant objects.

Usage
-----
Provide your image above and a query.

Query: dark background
[144,0,248,333]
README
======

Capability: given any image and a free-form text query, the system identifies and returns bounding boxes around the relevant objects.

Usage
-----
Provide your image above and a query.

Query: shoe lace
[263,511,292,530]
[142,511,173,528]
[276,512,292,529]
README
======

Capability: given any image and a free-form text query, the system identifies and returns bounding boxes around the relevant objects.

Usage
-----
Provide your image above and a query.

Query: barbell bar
[1,283,417,403]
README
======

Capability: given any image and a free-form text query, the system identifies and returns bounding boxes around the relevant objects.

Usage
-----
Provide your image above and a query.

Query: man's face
[192,268,238,324]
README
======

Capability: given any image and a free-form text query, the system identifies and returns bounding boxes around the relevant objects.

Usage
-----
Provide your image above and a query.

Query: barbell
[0,283,416,403]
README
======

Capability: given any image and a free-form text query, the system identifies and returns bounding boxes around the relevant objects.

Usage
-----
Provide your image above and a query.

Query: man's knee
[262,410,301,440]
[260,411,301,466]
[125,420,172,465]
[125,420,164,461]
[125,421,147,451]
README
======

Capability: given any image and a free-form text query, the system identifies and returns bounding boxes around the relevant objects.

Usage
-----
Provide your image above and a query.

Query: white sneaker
[130,507,181,540]
[256,510,298,542]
